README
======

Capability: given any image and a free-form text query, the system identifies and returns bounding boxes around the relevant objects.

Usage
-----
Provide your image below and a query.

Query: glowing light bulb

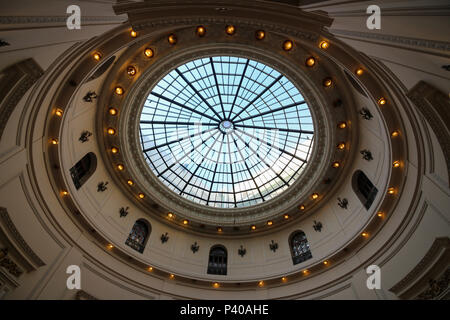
[196,26,206,37]
[93,52,101,61]
[225,25,235,35]
[168,34,177,45]
[319,41,329,49]
[305,57,316,67]
[255,30,265,40]
[144,48,154,58]
[283,40,293,51]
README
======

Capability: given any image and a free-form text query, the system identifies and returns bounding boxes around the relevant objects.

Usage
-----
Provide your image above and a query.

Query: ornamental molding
[0,249,23,278]
[0,207,46,271]
[0,16,125,24]
[75,290,99,300]
[331,29,450,53]
[407,81,450,187]
[0,58,43,140]
[389,237,450,299]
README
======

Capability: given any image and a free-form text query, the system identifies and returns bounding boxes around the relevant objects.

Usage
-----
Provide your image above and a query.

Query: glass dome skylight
[139,56,314,208]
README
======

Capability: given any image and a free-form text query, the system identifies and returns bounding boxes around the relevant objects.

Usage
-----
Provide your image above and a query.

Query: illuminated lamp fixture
[169,274,175,279]
[251,225,256,230]
[391,130,400,138]
[337,142,346,150]
[255,30,265,40]
[167,212,174,218]
[332,161,340,168]
[338,122,347,129]
[323,77,333,87]
[311,193,319,200]
[108,107,117,116]
[283,214,289,220]
[182,219,189,225]
[319,40,329,49]
[213,282,220,289]
[305,57,316,67]
[107,128,116,135]
[55,108,63,117]
[299,204,305,211]
[147,266,153,272]
[127,180,134,186]
[196,26,206,37]
[267,221,273,226]
[168,34,177,45]
[281,277,287,283]
[127,66,136,76]
[138,193,145,199]
[144,48,154,58]
[378,97,387,105]
[50,138,58,145]
[130,30,137,38]
[387,187,396,195]
[117,164,124,171]
[361,232,369,237]
[323,260,329,265]
[107,244,114,250]
[377,212,384,218]
[115,87,124,95]
[258,281,264,287]
[93,52,101,61]
[356,68,364,76]
[217,227,223,232]
[393,161,401,168]
[111,147,119,154]
[225,25,235,35]
[283,40,293,51]
[302,269,309,275]
[61,190,69,196]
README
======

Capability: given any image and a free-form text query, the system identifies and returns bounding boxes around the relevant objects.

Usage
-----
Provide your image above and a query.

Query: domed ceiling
[34,0,411,290]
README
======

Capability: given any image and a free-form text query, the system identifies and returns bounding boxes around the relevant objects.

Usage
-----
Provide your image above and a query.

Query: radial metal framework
[140,56,314,208]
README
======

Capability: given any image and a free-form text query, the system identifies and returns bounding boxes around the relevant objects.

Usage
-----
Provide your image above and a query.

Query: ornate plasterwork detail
[0,59,43,140]
[331,29,450,52]
[0,207,45,269]
[416,268,450,300]
[0,249,23,278]
[407,81,450,187]
[75,290,98,300]
[132,17,320,43]
[389,237,450,299]
[0,16,125,24]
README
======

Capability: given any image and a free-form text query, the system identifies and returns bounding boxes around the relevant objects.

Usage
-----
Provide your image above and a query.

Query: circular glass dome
[139,56,314,208]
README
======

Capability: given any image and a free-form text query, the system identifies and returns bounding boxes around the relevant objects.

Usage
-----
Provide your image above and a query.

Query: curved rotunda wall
[0,1,448,300]
[58,33,392,283]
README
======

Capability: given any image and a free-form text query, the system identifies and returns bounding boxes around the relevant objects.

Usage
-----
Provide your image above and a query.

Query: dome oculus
[139,56,314,208]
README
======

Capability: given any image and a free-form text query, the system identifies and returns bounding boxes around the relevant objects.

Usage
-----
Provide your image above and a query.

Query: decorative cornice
[0,207,46,270]
[0,248,23,278]
[331,29,450,53]
[389,237,450,299]
[75,290,99,300]
[407,81,450,187]
[0,58,43,140]
[0,16,125,24]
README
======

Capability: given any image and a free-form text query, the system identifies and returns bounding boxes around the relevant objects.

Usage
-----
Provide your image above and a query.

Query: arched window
[289,231,312,265]
[207,245,227,275]
[70,152,97,189]
[125,219,151,253]
[352,170,378,209]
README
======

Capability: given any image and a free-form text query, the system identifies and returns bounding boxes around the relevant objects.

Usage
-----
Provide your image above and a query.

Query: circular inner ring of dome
[139,56,315,208]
